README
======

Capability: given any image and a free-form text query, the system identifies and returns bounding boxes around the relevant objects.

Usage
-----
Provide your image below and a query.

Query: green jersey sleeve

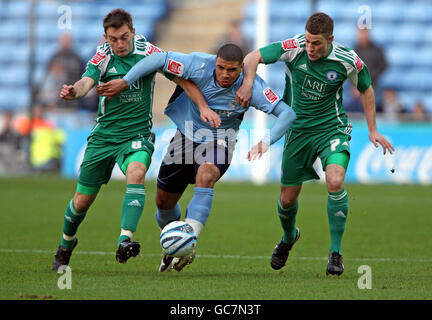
[260,34,305,65]
[349,52,372,92]
[82,43,111,83]
[355,62,372,92]
[260,42,285,64]
[82,61,101,83]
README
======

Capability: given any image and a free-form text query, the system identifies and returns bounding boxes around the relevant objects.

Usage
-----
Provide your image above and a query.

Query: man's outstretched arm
[247,101,296,161]
[360,85,395,155]
[96,52,167,98]
[236,49,263,107]
[173,77,221,128]
[59,76,95,100]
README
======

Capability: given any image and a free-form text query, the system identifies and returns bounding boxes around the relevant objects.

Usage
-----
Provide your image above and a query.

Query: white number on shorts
[330,138,340,152]
[131,141,142,149]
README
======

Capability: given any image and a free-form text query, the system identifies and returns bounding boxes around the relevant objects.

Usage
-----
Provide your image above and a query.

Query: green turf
[0,175,431,300]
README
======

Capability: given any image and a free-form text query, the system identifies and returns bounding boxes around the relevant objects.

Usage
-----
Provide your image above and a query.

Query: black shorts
[157,130,235,194]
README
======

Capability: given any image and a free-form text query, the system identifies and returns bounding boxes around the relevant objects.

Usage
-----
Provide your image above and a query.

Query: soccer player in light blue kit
[98,44,297,272]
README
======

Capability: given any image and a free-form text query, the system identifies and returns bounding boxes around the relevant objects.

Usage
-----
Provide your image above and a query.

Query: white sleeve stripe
[334,48,356,63]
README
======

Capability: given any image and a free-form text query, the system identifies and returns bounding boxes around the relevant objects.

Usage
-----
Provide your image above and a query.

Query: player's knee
[155,192,176,210]
[73,193,95,212]
[279,193,297,208]
[326,175,344,193]
[279,186,300,208]
[196,163,220,188]
[126,161,147,184]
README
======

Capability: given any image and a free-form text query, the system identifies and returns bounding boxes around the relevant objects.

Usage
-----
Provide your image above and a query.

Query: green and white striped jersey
[82,34,163,143]
[260,33,371,132]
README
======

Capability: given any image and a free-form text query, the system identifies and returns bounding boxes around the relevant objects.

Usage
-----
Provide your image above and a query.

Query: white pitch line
[1,248,432,263]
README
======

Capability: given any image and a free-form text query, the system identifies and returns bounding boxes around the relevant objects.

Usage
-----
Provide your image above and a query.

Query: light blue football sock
[185,187,214,226]
[155,203,181,229]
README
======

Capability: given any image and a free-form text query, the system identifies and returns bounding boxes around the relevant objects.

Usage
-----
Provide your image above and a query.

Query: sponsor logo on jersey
[167,59,184,76]
[282,39,299,50]
[263,87,278,103]
[326,70,338,81]
[145,44,162,56]
[107,67,117,74]
[301,75,327,100]
[298,63,308,71]
[354,55,363,71]
[89,52,106,65]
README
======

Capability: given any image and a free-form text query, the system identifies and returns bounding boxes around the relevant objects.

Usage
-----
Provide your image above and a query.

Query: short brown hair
[103,8,133,33]
[305,12,334,38]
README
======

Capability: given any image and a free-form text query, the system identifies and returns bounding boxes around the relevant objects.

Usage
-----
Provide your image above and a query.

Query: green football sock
[327,189,349,254]
[119,184,145,245]
[277,199,298,244]
[117,235,130,244]
[61,200,87,249]
[61,237,77,251]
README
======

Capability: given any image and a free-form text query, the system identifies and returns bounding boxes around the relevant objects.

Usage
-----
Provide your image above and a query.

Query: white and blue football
[160,221,197,257]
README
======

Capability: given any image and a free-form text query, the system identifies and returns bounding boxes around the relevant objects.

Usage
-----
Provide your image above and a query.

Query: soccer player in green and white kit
[52,9,218,271]
[237,12,394,275]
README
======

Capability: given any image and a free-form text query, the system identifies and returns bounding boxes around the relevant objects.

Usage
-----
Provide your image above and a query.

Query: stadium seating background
[0,0,168,112]
[241,0,432,113]
[1,0,431,113]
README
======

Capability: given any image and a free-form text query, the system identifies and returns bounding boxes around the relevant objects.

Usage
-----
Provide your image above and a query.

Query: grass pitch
[0,175,431,300]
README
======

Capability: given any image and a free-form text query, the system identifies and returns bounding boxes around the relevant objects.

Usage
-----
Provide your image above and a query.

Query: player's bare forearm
[97,79,128,98]
[360,85,395,154]
[243,49,262,85]
[60,77,95,100]
[359,85,377,132]
[174,77,221,128]
[236,49,263,106]
[247,141,269,161]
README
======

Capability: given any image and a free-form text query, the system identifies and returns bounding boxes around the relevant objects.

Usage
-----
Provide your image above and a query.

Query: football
[160,221,197,257]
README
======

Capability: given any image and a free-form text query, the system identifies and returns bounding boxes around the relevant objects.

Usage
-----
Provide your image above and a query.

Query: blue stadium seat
[409,70,432,90]
[403,3,432,23]
[127,4,167,20]
[317,0,360,22]
[35,1,61,18]
[397,24,426,45]
[333,22,357,48]
[386,46,412,68]
[0,19,29,42]
[268,23,295,43]
[373,2,406,23]
[0,87,30,111]
[35,18,62,42]
[423,94,432,113]
[67,2,100,20]
[244,0,310,22]
[1,65,28,86]
[369,23,397,47]
[416,47,432,67]
[380,68,404,89]
[6,1,30,19]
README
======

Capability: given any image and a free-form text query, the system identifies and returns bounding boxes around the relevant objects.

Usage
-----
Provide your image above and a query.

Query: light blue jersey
[123,51,296,145]
[163,52,283,143]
